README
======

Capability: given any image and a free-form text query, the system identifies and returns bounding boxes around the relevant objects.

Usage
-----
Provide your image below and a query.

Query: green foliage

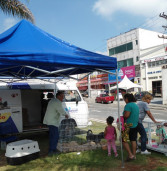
[0,0,34,23]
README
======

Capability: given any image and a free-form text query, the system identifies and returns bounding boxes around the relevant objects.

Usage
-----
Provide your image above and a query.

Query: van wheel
[111,101,113,103]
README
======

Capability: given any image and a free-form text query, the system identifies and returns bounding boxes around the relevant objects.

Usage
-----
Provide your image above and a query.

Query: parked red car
[95,94,115,104]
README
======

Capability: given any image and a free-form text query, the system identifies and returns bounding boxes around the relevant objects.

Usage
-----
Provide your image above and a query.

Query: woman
[123,93,139,161]
[137,94,158,154]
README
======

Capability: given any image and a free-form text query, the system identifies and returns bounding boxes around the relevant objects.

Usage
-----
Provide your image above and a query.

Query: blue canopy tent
[0,20,117,79]
[0,20,125,167]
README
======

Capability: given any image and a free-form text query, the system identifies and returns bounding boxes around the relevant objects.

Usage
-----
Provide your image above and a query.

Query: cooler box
[5,139,40,165]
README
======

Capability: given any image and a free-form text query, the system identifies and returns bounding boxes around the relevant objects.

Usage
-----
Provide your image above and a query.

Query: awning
[0,20,117,79]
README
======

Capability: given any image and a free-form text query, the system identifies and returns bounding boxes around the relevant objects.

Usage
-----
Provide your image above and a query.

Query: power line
[158,12,167,39]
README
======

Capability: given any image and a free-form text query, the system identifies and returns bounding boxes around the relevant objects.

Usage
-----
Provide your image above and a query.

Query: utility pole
[158,12,167,39]
[88,75,91,98]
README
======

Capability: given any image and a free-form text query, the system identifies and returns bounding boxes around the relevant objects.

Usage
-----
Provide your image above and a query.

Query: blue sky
[0,0,167,54]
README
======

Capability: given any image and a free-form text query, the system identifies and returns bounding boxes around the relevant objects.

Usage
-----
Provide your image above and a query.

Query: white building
[140,44,167,96]
[107,28,167,86]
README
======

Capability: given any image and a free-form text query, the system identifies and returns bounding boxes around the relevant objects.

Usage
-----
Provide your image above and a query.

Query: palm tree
[0,0,34,23]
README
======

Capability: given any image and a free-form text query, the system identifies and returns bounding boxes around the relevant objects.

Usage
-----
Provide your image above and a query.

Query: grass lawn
[0,121,167,171]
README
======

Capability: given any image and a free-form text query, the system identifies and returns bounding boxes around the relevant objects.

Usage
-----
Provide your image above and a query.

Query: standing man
[137,94,158,154]
[43,91,68,156]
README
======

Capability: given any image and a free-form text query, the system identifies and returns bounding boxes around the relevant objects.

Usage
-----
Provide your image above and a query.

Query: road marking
[154,113,166,116]
[90,110,101,112]
[89,118,117,126]
[89,118,105,123]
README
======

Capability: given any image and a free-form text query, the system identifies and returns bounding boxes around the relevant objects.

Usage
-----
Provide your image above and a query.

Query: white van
[0,81,89,137]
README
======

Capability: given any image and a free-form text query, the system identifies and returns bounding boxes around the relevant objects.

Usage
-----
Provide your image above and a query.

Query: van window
[63,90,81,102]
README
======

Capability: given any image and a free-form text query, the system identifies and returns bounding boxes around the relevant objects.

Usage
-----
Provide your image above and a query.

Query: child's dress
[105,126,118,157]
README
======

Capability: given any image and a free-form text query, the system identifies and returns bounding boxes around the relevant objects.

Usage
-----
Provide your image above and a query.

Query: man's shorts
[129,126,138,141]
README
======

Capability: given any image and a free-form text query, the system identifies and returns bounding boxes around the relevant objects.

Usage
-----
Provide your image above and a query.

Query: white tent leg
[116,69,124,168]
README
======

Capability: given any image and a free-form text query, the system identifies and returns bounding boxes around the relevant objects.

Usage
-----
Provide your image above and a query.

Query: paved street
[87,98,167,123]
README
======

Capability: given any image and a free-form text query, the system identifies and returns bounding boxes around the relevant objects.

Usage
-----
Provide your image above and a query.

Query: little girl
[104,116,118,157]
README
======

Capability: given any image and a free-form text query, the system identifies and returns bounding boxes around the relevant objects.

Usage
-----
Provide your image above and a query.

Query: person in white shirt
[43,91,68,156]
[137,94,158,155]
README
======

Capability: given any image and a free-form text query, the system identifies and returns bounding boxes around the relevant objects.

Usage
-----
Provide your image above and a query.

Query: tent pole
[88,75,91,97]
[116,69,124,168]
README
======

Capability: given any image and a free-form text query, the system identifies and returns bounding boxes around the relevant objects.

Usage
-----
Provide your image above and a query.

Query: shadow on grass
[3,149,122,171]
[1,122,167,171]
[153,167,167,171]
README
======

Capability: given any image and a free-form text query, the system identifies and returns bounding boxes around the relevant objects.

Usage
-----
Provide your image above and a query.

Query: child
[116,116,125,131]
[104,116,118,157]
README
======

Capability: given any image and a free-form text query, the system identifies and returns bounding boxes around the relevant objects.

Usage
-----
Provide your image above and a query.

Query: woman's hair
[142,94,153,102]
[124,93,136,102]
[106,116,114,125]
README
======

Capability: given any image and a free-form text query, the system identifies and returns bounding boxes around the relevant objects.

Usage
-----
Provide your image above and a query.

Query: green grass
[0,149,121,171]
[153,167,167,171]
[0,121,167,171]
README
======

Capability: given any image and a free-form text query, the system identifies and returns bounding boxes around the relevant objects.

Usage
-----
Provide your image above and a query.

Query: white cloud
[93,0,167,19]
[3,18,18,31]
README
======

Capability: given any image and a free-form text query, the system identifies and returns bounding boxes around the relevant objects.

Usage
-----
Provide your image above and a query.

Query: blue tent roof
[0,20,117,78]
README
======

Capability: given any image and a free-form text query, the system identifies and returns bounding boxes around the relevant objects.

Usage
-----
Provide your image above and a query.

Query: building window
[147,59,167,68]
[109,42,133,56]
[136,40,138,45]
[117,58,133,68]
[156,61,160,66]
[136,56,139,62]
[148,62,151,67]
[118,60,126,68]
[152,61,155,67]
[109,48,115,56]
[127,58,133,66]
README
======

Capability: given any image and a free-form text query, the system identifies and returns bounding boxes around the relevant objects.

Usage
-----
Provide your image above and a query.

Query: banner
[108,65,135,81]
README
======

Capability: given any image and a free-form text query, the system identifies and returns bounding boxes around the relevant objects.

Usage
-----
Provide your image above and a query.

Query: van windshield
[63,90,81,102]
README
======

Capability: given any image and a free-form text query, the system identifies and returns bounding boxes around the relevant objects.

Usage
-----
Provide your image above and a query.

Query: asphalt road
[88,99,167,123]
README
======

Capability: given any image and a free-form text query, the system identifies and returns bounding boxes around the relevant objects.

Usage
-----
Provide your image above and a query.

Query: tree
[0,0,34,23]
